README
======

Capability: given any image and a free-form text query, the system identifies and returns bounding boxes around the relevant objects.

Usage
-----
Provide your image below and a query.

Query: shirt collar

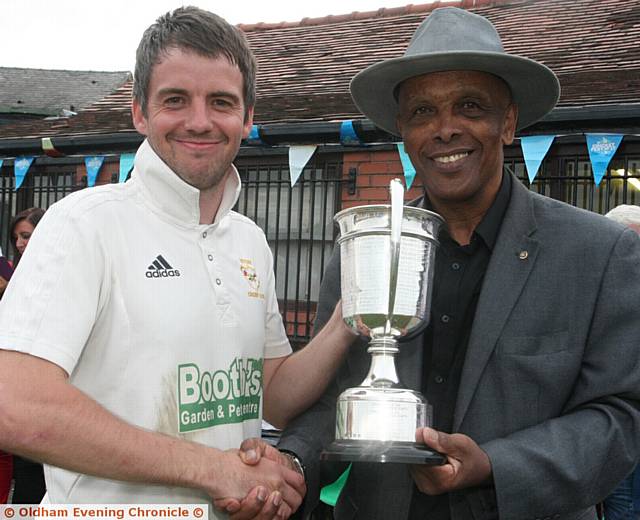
[473,172,511,251]
[419,172,512,251]
[131,139,242,227]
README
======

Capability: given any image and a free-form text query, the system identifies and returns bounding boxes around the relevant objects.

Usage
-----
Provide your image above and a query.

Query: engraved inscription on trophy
[322,179,446,464]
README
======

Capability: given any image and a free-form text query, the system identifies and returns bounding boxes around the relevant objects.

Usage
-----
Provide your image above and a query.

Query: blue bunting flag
[520,135,555,183]
[396,143,416,189]
[119,153,135,183]
[84,156,105,187]
[14,156,35,190]
[586,134,623,186]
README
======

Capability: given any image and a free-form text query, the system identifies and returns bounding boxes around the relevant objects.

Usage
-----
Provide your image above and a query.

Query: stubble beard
[164,150,233,193]
[148,138,235,193]
[179,163,229,192]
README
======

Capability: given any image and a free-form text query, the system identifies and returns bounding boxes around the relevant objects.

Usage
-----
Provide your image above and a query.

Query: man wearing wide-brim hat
[225,6,640,520]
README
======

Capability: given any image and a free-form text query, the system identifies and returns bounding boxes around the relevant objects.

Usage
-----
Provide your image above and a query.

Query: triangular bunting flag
[320,464,351,506]
[119,153,135,183]
[84,156,105,187]
[520,135,555,183]
[288,145,316,187]
[14,156,35,190]
[396,143,416,189]
[586,134,623,186]
[41,137,65,157]
[340,121,362,146]
[246,125,263,146]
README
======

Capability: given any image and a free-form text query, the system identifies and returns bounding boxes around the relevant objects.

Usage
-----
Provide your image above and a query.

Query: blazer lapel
[453,176,539,431]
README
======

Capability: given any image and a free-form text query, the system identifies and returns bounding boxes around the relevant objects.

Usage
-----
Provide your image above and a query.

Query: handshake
[208,427,492,519]
[212,438,306,520]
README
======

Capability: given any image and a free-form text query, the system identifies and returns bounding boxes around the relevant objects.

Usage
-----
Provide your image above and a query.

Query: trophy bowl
[322,180,445,464]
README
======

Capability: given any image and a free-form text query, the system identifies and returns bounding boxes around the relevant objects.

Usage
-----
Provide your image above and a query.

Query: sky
[2,0,416,72]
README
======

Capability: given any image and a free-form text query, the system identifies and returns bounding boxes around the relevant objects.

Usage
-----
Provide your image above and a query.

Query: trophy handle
[386,179,404,336]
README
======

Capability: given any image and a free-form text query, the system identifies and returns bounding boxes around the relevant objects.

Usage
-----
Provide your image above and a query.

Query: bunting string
[0,133,636,191]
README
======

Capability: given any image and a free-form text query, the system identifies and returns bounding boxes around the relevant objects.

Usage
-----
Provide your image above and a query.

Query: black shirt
[409,173,511,519]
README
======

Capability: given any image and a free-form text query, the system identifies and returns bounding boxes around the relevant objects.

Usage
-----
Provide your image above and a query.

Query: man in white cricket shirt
[0,7,356,519]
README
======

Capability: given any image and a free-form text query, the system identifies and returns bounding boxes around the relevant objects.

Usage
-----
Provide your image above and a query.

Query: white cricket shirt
[0,140,291,510]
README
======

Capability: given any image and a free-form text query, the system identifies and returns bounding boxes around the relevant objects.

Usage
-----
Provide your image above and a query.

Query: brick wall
[342,149,423,208]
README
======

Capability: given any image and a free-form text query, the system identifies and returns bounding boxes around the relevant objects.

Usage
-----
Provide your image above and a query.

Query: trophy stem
[362,337,400,388]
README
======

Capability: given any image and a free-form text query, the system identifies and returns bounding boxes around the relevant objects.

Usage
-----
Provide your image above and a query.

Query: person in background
[1,208,45,299]
[0,250,13,300]
[602,204,640,520]
[10,208,45,268]
[605,204,640,235]
[6,207,47,504]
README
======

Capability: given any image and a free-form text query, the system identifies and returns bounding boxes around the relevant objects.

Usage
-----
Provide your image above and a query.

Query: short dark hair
[10,207,45,265]
[133,6,257,117]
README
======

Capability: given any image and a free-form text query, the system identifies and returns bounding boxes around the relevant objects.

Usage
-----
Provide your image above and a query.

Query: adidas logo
[146,255,181,278]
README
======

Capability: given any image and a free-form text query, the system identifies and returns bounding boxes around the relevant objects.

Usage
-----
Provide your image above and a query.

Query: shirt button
[208,255,213,261]
[441,314,450,323]
[202,231,207,238]
[451,262,461,271]
[434,375,444,384]
[216,278,222,285]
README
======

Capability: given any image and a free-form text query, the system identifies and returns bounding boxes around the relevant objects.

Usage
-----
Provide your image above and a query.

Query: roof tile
[0,67,131,117]
[1,0,638,139]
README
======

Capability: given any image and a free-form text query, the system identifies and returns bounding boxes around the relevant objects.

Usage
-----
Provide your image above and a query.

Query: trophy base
[321,439,445,465]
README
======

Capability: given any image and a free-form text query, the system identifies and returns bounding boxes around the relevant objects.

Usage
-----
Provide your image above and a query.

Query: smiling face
[396,70,517,215]
[132,47,254,194]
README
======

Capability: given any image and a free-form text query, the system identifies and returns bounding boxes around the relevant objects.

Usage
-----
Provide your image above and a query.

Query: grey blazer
[279,175,640,520]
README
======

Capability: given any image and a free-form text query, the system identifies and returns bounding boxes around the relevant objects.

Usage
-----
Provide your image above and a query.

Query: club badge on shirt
[240,258,264,299]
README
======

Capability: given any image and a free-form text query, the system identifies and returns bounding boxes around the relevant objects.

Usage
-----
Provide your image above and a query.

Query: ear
[131,99,148,136]
[242,105,255,139]
[501,103,518,145]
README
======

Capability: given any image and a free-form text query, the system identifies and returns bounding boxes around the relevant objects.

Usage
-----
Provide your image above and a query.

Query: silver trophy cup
[322,179,445,464]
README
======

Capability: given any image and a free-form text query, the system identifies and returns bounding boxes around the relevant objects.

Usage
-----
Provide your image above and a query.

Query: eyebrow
[157,88,189,98]
[401,89,500,107]
[156,88,241,103]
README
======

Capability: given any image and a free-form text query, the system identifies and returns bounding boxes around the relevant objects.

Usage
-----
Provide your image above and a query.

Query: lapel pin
[518,250,529,260]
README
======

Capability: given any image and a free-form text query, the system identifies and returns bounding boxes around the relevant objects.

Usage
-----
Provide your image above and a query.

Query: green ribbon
[319,464,352,506]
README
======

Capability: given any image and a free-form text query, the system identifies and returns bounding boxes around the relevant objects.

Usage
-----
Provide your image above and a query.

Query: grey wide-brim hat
[350,7,560,135]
